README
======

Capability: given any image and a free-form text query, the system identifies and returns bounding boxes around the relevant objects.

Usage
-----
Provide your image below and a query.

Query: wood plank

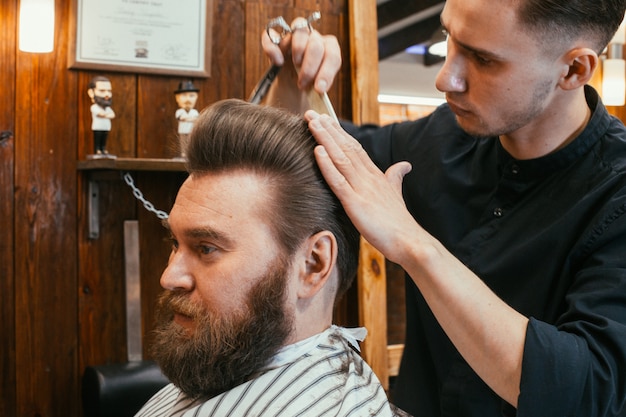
[207,0,245,102]
[387,344,405,377]
[357,240,390,388]
[349,0,381,125]
[0,0,16,414]
[0,134,16,417]
[78,174,137,370]
[137,76,179,158]
[14,0,80,413]
[349,0,392,390]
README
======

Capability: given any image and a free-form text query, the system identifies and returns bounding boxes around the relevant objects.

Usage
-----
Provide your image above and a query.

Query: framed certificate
[69,0,212,77]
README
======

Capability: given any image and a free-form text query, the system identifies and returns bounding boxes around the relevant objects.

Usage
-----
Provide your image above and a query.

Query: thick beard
[94,95,112,108]
[150,256,294,400]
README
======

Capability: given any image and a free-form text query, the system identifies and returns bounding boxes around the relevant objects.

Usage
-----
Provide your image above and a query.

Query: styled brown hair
[186,99,359,299]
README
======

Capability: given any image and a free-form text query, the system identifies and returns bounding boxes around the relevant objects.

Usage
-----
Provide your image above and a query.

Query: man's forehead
[441,0,528,55]
[171,172,274,225]
[95,81,111,90]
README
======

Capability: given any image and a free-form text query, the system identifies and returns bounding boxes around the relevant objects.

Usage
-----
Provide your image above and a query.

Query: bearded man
[87,75,115,157]
[135,99,405,417]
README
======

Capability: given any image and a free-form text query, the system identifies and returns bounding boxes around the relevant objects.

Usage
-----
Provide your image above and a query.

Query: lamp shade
[19,0,55,53]
[602,58,626,106]
[428,40,447,57]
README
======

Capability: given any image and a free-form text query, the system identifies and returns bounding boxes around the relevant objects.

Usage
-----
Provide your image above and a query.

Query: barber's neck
[499,88,591,160]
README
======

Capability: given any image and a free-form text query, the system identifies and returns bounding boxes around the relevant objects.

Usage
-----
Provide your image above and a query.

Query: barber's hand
[262,17,342,94]
[306,111,422,266]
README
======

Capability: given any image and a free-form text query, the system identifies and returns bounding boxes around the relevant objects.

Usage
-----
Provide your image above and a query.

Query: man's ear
[296,231,337,299]
[559,47,599,90]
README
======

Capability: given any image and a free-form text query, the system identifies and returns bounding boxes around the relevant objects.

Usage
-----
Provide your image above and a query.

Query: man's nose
[160,251,194,291]
[434,46,466,93]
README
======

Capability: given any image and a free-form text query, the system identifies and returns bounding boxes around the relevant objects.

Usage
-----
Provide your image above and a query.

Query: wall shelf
[77,157,187,172]
[78,158,187,239]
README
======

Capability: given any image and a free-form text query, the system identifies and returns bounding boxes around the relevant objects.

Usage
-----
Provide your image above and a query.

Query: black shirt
[344,86,626,417]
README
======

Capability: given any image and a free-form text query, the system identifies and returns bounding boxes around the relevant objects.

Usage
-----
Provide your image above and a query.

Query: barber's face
[153,172,296,399]
[435,0,564,138]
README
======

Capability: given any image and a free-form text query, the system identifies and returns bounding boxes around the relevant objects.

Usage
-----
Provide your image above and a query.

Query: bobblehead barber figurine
[174,80,200,158]
[87,76,116,159]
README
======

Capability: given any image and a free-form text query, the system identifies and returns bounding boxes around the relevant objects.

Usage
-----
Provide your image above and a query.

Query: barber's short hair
[517,0,626,53]
[186,99,360,299]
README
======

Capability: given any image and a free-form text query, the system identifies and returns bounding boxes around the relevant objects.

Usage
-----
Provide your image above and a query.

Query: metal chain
[121,172,169,220]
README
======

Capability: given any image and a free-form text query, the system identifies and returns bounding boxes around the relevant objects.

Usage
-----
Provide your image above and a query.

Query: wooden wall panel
[0,1,16,415]
[207,0,246,103]
[78,172,137,369]
[0,135,16,417]
[14,0,79,415]
[137,77,180,159]
[5,1,352,416]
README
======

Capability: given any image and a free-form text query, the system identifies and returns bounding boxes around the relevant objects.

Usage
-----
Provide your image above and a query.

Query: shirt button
[511,164,520,174]
[493,207,503,217]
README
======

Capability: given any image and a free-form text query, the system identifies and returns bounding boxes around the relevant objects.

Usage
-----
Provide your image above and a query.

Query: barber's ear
[559,48,598,90]
[296,231,337,299]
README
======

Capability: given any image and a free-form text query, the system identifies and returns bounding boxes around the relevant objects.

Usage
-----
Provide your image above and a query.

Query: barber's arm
[306,111,529,407]
[261,17,342,113]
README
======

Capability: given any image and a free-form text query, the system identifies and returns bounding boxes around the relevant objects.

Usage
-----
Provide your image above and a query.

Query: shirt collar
[496,85,611,181]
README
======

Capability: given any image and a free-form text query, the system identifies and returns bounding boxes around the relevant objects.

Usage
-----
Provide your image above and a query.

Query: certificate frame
[69,0,213,78]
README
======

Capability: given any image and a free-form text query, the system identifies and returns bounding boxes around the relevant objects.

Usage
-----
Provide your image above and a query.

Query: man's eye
[167,236,179,250]
[199,245,216,255]
[474,54,491,65]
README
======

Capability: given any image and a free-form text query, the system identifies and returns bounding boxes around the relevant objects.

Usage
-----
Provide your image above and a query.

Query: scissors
[248,12,338,122]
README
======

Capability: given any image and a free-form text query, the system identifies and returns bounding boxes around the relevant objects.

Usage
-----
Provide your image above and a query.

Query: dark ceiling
[377,0,445,61]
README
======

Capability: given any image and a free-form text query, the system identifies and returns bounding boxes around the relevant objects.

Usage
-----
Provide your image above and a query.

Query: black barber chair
[82,361,169,417]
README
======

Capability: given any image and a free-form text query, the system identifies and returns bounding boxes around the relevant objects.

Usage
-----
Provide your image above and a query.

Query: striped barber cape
[135,325,395,417]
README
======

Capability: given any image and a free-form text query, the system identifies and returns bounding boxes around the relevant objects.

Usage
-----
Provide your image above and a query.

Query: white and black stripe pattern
[135,327,395,417]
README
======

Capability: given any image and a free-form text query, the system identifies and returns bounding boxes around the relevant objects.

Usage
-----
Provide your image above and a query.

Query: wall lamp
[602,16,626,106]
[427,26,447,58]
[18,0,55,53]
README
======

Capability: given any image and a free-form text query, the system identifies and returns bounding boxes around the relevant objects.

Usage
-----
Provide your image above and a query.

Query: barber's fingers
[261,29,286,66]
[289,18,341,93]
[290,17,313,66]
[261,17,342,93]
[306,112,376,183]
[298,33,341,93]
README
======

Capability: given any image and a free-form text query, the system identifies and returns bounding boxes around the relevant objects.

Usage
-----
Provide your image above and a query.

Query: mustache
[158,290,204,321]
[95,96,113,107]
